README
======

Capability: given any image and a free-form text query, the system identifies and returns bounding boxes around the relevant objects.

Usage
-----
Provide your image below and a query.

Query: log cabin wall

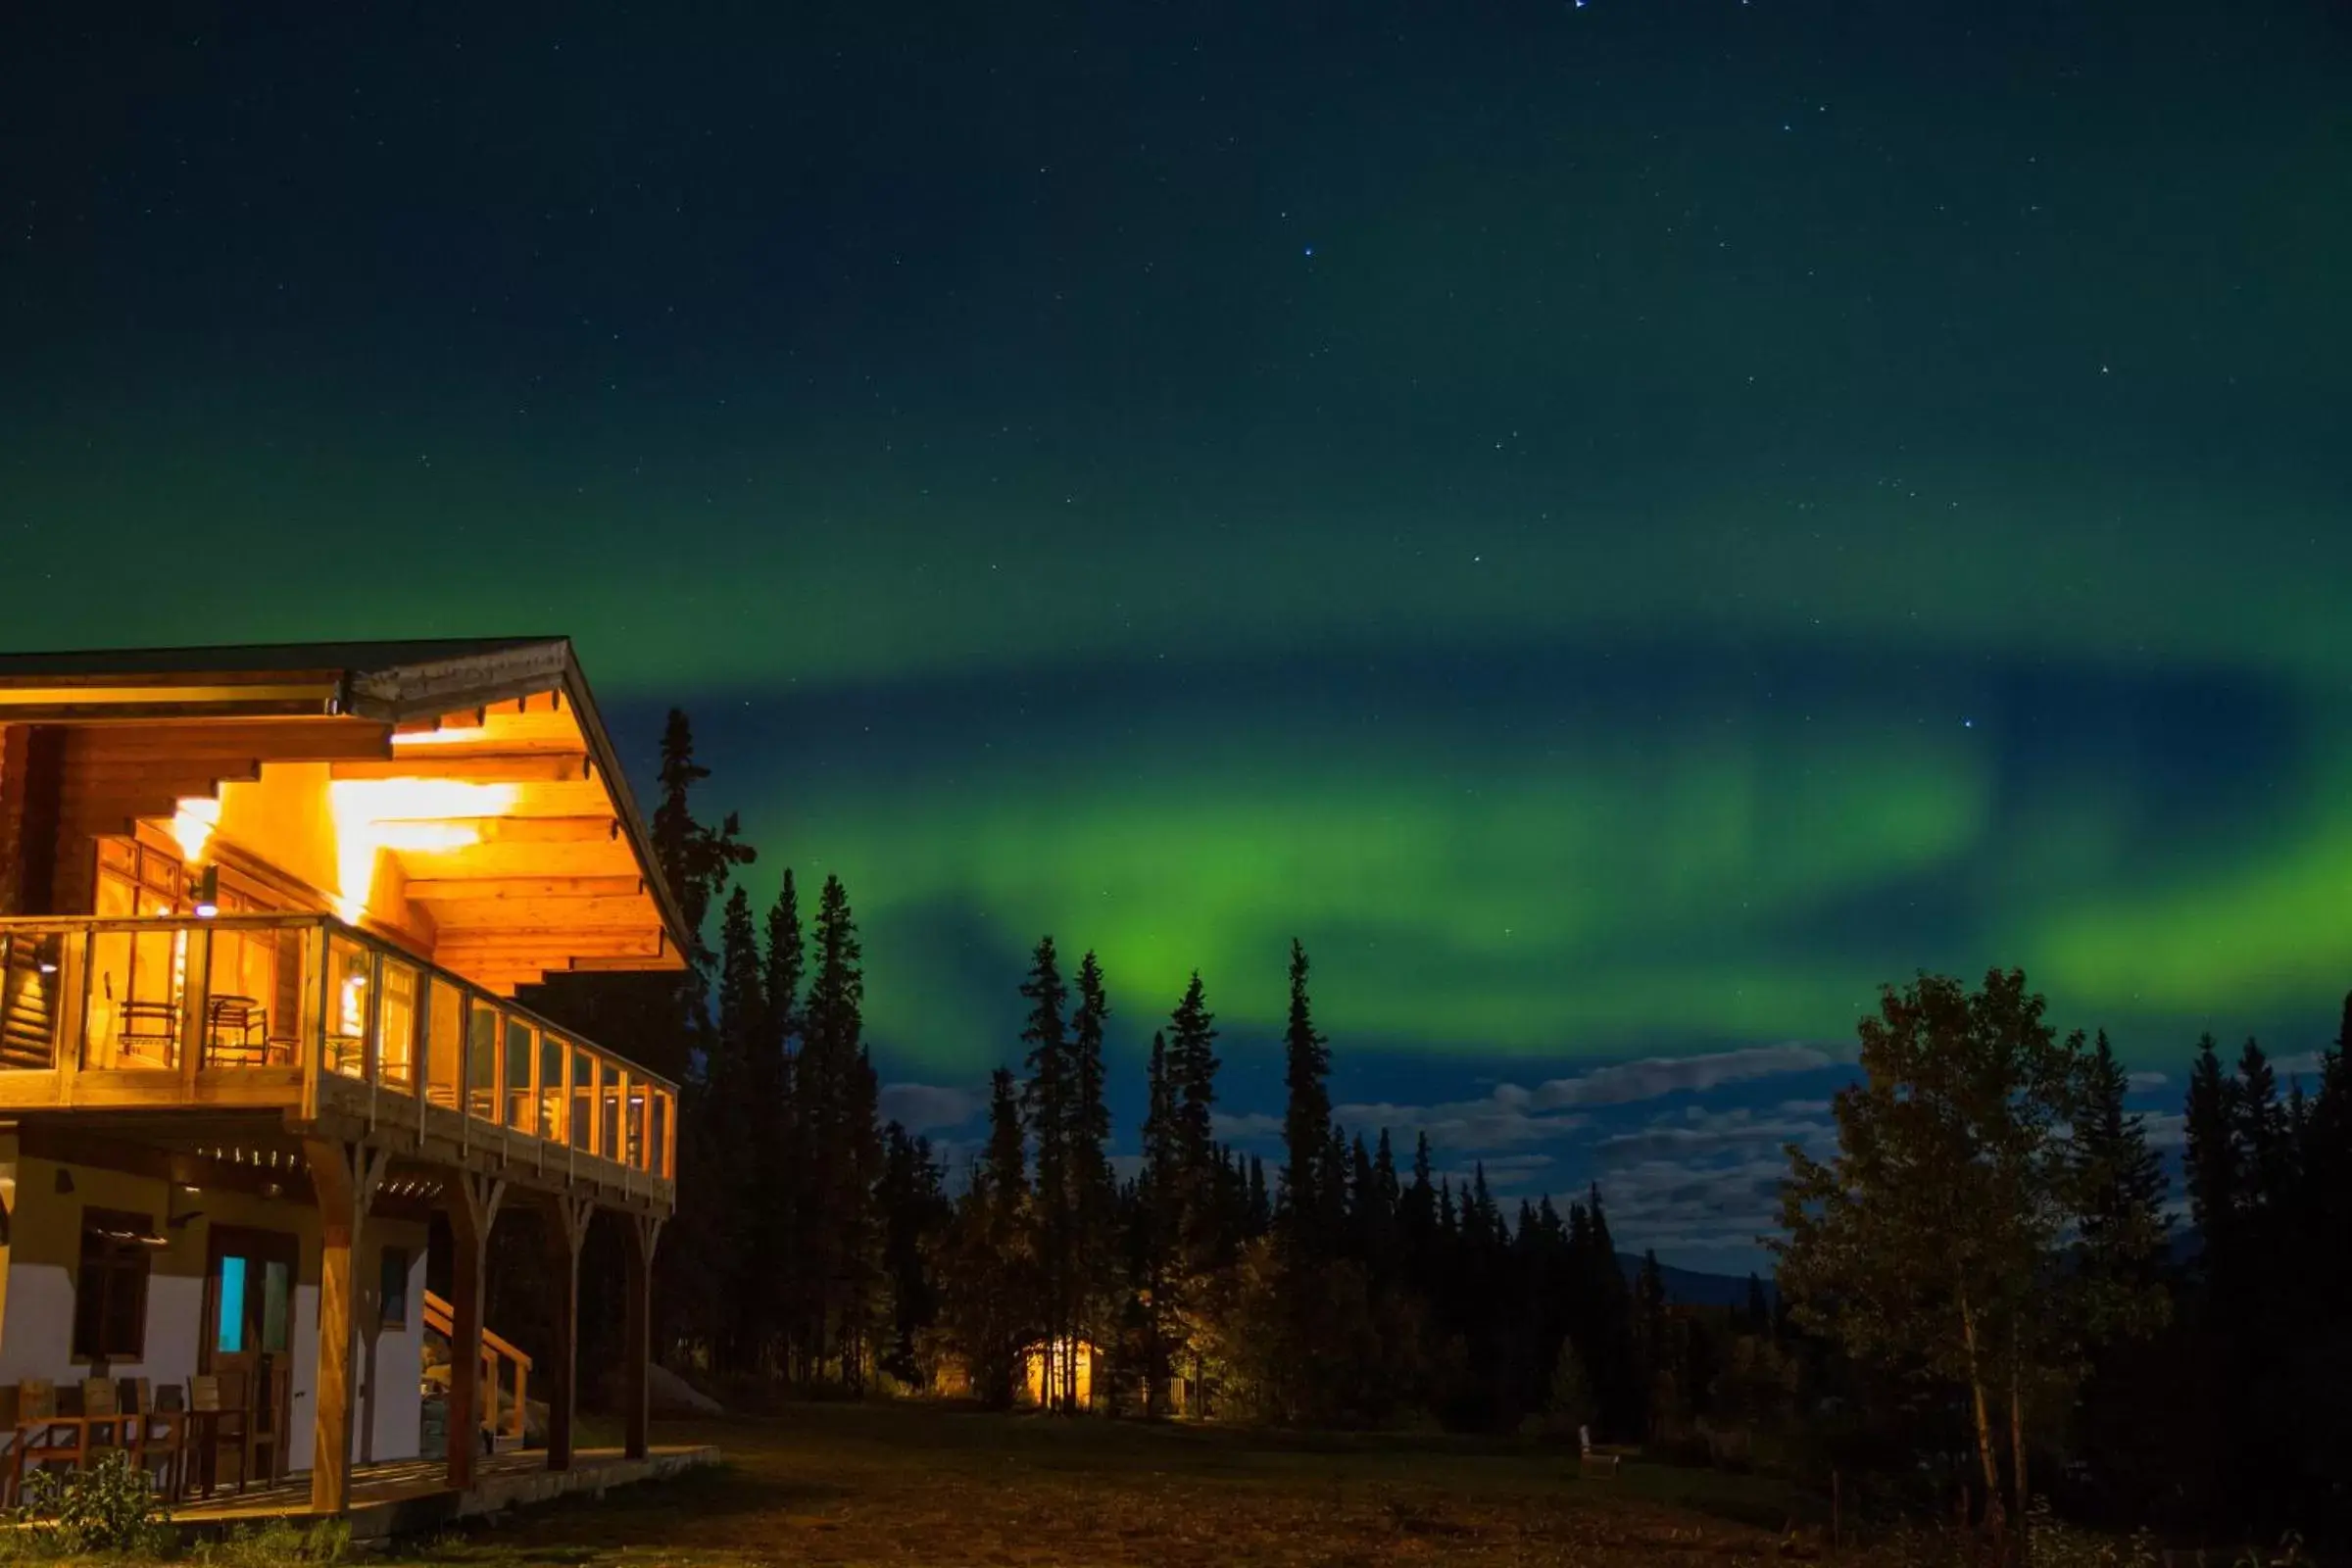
[46,719,389,916]
[0,725,65,916]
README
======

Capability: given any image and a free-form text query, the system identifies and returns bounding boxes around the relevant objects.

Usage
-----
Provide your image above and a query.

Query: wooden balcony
[0,911,677,1215]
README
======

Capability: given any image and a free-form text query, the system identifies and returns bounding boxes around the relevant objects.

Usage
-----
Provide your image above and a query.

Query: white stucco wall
[0,1153,426,1473]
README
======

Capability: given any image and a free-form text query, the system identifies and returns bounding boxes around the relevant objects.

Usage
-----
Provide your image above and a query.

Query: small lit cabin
[0,639,688,1516]
[1019,1338,1099,1412]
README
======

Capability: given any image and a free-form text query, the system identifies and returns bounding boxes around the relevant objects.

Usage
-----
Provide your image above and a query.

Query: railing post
[181,925,210,1091]
[181,925,211,1088]
[542,1195,592,1470]
[623,1210,662,1459]
[443,1171,503,1491]
[303,1138,388,1515]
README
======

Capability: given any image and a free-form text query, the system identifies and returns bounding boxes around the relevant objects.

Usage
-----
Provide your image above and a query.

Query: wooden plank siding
[46,718,393,914]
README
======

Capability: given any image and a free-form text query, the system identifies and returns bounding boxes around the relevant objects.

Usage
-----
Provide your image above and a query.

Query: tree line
[506,713,2346,1553]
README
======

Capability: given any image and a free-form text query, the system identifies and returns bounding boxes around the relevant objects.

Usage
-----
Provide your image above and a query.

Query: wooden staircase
[422,1290,532,1452]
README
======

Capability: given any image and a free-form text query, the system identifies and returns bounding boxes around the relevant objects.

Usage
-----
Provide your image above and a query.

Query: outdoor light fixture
[193,865,220,918]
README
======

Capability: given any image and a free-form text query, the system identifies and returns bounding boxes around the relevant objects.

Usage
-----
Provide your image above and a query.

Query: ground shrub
[3,1450,172,1558]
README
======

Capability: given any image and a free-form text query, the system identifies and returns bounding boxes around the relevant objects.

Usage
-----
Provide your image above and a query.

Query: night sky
[8,2,2349,1269]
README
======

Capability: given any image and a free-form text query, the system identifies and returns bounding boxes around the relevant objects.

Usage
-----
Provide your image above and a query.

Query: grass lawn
[401,1403,1810,1568]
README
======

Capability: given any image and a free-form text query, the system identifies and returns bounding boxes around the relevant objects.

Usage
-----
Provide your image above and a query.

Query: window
[378,1247,411,1331]
[504,1016,535,1130]
[74,1207,156,1361]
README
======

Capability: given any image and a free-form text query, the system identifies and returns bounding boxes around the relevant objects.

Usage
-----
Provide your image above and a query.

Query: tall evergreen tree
[759,872,806,1375]
[1017,937,1076,1406]
[704,885,766,1370]
[939,1069,1038,1407]
[877,1122,951,1386]
[798,873,881,1385]
[1063,950,1116,1411]
[2181,1033,2241,1250]
[1279,939,1334,1253]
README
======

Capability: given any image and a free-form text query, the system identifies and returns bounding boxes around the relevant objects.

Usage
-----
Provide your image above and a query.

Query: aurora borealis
[7,1,2349,1266]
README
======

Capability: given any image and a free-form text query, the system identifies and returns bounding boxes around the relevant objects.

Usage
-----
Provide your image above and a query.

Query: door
[203,1227,298,1476]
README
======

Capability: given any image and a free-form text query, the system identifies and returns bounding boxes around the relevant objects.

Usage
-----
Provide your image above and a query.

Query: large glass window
[377,959,418,1089]
[324,937,371,1077]
[426,984,466,1109]
[600,1067,621,1161]
[466,1004,500,1121]
[538,1034,566,1142]
[650,1090,668,1179]
[86,839,187,1071]
[569,1048,593,1151]
[504,1016,534,1130]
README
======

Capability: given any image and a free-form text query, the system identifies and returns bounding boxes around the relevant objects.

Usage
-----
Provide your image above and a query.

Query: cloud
[878,1082,985,1134]
[2140,1109,2187,1152]
[1524,1044,1843,1109]
[1321,1043,1844,1159]
[1593,1103,1838,1163]
[2127,1071,2170,1091]
[1212,1109,1284,1143]
[1592,1153,1796,1257]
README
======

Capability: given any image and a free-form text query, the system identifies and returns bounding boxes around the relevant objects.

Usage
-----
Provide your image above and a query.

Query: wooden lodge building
[0,638,687,1516]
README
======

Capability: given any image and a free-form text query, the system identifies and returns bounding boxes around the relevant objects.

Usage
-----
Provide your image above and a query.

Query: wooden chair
[11,1379,90,1503]
[123,1379,186,1502]
[203,997,270,1067]
[116,1000,178,1065]
[79,1379,137,1462]
[186,1374,253,1497]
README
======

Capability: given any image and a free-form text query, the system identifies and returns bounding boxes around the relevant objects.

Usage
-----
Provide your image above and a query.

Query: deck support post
[303,1138,389,1515]
[542,1195,594,1471]
[622,1209,662,1460]
[444,1171,505,1491]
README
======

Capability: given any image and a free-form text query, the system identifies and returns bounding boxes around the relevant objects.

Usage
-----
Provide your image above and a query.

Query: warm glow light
[327,778,520,923]
[170,797,222,863]
[388,725,491,748]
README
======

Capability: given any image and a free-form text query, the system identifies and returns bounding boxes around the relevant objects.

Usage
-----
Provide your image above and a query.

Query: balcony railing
[0,913,677,1200]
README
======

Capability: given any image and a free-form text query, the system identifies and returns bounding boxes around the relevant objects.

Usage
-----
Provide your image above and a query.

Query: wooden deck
[171,1445,718,1542]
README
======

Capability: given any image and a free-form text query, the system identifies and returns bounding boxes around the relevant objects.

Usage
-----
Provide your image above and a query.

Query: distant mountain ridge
[1619,1229,2204,1311]
[1616,1253,1777,1309]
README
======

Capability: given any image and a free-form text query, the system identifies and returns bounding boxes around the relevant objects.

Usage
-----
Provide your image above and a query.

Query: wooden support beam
[443,1170,506,1491]
[417,815,617,844]
[541,1194,595,1471]
[428,897,666,931]
[402,876,645,902]
[328,754,590,784]
[303,1138,391,1515]
[622,1210,662,1460]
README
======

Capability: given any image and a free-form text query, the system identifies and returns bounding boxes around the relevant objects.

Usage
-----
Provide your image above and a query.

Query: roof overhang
[0,638,693,987]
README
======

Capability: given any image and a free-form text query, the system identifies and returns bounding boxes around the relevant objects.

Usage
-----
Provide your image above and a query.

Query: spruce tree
[800,873,877,1385]
[1279,939,1334,1253]
[2181,1034,2241,1250]
[760,872,805,1377]
[1018,937,1074,1405]
[1166,971,1222,1261]
[2074,1030,2170,1294]
[1139,1031,1177,1414]
[941,1069,1038,1407]
[706,885,766,1370]
[1063,950,1115,1411]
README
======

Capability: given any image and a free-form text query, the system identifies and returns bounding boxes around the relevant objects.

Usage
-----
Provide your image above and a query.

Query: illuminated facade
[0,639,687,1513]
